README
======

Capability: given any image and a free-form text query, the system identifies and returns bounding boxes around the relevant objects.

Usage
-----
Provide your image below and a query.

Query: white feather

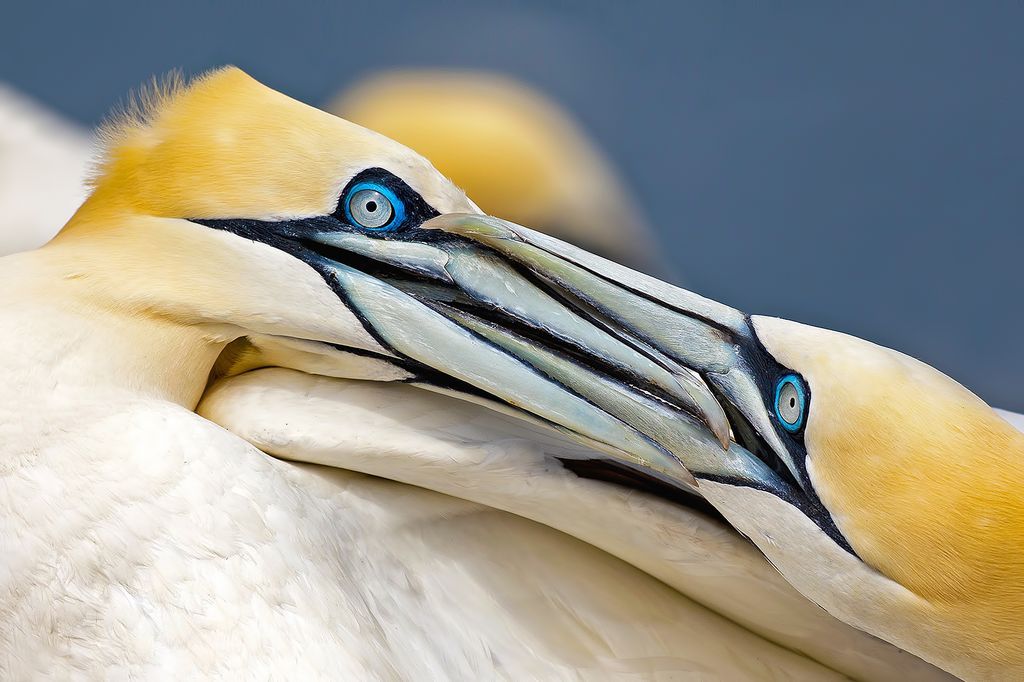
[0,83,91,255]
[199,368,951,681]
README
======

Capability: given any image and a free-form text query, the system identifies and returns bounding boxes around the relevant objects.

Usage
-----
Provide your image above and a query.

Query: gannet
[0,66,876,679]
[331,70,665,273]
[284,213,1016,680]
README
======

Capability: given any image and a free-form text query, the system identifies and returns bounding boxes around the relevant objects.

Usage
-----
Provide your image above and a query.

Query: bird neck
[0,240,230,409]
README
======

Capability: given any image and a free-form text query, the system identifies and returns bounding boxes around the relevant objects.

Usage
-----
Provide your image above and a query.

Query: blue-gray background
[3,2,1021,410]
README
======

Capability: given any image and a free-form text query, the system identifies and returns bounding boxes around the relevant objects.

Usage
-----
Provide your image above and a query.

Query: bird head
[423,213,1024,678]
[45,67,727,494]
[752,316,1024,603]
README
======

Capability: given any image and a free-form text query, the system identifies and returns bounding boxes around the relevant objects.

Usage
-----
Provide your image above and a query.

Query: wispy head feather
[68,65,460,225]
[88,67,232,190]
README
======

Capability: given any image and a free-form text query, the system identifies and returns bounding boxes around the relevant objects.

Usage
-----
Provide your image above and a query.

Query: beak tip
[696,393,732,451]
[710,419,731,450]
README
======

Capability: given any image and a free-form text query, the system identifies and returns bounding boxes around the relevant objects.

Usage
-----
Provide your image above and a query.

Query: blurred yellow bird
[332,70,667,274]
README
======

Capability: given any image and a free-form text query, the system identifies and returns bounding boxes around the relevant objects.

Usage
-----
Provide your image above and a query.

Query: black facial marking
[192,167,439,243]
[189,167,441,357]
[698,319,856,554]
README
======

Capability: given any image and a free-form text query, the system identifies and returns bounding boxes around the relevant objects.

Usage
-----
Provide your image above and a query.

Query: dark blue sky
[3,1,1021,409]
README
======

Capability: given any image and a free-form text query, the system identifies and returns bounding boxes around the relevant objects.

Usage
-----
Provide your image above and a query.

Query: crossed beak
[297,212,805,503]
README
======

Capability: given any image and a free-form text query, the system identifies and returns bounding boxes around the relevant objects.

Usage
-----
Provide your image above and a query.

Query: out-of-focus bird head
[331,70,666,274]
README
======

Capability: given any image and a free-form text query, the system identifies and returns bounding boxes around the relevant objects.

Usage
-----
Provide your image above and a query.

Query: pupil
[790,398,796,408]
[366,200,378,212]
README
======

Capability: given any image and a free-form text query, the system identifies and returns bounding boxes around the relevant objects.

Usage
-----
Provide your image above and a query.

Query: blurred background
[1,1,1021,410]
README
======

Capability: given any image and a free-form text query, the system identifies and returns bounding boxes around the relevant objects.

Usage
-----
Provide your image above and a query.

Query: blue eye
[343,182,406,231]
[774,374,807,432]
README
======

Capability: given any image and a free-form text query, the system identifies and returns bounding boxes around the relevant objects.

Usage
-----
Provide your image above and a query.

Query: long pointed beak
[419,213,812,501]
[297,218,755,496]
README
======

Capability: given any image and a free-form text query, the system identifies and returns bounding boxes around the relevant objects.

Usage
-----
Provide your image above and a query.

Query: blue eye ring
[774,374,807,433]
[343,181,406,232]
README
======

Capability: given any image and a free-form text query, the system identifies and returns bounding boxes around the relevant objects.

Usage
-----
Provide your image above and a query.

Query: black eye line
[734,320,857,553]
[333,167,440,233]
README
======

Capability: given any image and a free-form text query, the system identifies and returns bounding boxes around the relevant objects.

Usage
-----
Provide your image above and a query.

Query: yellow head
[33,67,723,498]
[40,67,475,406]
[754,316,1024,671]
[80,67,470,223]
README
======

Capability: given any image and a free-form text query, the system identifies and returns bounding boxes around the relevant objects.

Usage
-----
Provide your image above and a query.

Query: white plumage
[199,369,953,680]
[1,361,842,679]
[0,84,90,255]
